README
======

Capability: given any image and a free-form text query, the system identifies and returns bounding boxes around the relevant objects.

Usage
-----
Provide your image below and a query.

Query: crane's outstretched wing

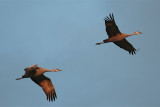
[31,75,57,102]
[114,39,137,55]
[105,13,121,37]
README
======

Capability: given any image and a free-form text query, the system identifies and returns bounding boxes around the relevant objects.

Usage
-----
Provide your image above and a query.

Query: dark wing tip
[104,16,110,21]
[46,91,57,102]
[109,13,114,21]
[104,13,115,22]
[129,49,137,55]
[112,13,114,20]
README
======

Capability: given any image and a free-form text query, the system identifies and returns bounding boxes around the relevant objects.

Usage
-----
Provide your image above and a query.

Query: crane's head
[135,31,143,35]
[54,68,62,72]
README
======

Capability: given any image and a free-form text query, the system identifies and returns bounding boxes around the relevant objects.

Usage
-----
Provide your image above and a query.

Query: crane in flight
[16,64,62,102]
[96,13,143,55]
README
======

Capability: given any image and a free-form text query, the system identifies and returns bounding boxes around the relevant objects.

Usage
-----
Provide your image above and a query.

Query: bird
[96,13,143,55]
[16,64,62,102]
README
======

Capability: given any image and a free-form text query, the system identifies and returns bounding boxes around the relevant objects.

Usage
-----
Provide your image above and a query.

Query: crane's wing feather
[31,75,57,102]
[23,65,38,77]
[105,13,121,37]
[113,39,137,55]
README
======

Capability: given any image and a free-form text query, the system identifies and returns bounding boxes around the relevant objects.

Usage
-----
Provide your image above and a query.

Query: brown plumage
[96,13,143,55]
[16,64,62,102]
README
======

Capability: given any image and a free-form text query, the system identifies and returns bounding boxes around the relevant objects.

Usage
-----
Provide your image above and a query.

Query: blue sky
[0,0,160,107]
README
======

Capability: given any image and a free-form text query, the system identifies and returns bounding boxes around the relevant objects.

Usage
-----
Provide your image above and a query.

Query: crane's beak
[139,32,143,34]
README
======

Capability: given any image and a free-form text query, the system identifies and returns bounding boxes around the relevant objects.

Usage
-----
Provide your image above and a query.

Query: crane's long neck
[45,69,58,72]
[124,32,137,37]
[35,68,57,76]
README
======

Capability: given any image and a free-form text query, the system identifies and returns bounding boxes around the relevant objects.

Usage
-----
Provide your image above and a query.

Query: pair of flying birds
[16,13,143,102]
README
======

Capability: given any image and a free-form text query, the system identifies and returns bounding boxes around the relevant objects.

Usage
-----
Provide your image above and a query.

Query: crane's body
[104,33,126,42]
[96,13,143,55]
[16,64,62,102]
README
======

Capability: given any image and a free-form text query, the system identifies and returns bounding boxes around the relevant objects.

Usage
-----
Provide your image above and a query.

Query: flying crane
[96,13,143,55]
[16,64,62,102]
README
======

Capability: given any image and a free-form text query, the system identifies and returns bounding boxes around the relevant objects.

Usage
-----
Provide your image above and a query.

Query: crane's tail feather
[16,78,23,80]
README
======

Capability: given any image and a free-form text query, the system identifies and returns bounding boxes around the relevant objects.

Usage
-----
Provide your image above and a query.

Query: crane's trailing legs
[96,38,112,45]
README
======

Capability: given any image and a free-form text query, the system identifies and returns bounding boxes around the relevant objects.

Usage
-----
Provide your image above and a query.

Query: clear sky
[0,0,160,107]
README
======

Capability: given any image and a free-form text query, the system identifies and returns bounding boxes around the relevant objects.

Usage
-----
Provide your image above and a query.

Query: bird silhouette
[96,13,143,55]
[16,64,62,102]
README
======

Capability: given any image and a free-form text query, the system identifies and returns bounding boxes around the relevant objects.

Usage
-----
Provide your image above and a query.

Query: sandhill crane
[16,64,62,102]
[96,13,143,55]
